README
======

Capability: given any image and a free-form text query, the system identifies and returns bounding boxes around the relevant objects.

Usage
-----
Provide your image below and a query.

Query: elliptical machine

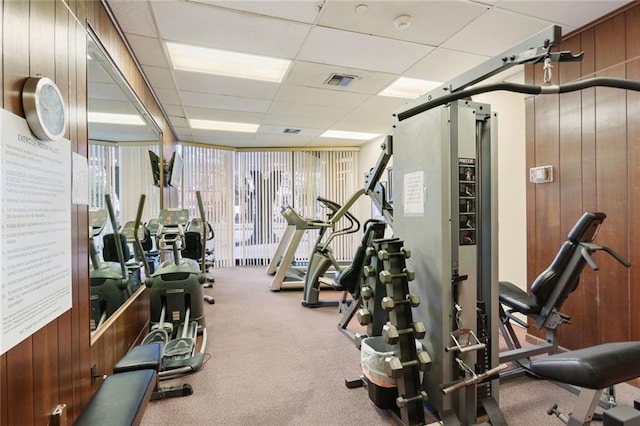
[301,197,360,307]
[184,217,216,291]
[140,191,209,378]
[89,197,131,333]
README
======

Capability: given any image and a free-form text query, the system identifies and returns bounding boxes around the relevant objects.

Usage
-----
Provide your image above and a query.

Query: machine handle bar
[440,364,508,395]
[196,191,207,274]
[580,242,632,271]
[105,193,128,279]
[396,78,640,122]
[134,194,151,278]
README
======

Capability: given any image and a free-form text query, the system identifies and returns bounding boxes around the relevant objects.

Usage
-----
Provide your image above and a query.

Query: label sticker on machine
[458,158,477,246]
[172,311,181,321]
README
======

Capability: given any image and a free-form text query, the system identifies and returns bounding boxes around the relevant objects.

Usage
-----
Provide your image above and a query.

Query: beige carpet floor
[140,266,640,425]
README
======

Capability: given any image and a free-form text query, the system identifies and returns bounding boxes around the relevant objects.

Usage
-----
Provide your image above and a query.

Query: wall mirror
[87,29,162,340]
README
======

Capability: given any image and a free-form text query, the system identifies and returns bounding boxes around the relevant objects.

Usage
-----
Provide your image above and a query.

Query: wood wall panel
[31,1,59,422]
[526,3,640,350]
[0,0,175,424]
[578,27,600,351]
[4,1,35,424]
[627,5,640,341]
[594,14,629,343]
[556,35,586,349]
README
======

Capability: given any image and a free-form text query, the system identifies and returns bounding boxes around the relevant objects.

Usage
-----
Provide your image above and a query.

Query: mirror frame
[87,26,163,345]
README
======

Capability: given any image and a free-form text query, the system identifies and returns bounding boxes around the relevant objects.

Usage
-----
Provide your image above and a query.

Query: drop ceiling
[105,0,630,148]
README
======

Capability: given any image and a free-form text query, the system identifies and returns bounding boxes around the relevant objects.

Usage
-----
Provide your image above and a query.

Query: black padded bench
[75,342,193,425]
[530,342,640,424]
[114,343,163,374]
[74,369,156,426]
[498,212,631,380]
[115,342,193,400]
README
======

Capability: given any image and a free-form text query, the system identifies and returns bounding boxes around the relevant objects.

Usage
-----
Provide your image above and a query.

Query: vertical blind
[180,147,360,268]
[181,145,235,267]
[89,142,160,224]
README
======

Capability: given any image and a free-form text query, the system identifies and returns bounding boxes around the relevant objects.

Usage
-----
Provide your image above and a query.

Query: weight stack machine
[392,99,499,424]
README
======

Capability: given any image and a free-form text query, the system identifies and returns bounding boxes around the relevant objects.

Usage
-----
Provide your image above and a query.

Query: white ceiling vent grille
[324,73,358,87]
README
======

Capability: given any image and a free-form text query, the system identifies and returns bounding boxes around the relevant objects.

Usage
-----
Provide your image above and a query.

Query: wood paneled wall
[0,1,175,424]
[526,3,640,349]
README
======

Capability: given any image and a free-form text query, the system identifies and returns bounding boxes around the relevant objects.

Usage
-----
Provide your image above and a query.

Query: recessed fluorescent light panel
[378,77,441,99]
[88,112,146,125]
[189,119,259,133]
[320,130,380,141]
[166,42,291,83]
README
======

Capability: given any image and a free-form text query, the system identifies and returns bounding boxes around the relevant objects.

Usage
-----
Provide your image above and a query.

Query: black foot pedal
[152,384,194,400]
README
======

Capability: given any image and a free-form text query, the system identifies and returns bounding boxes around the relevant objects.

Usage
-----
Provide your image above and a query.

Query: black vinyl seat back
[182,231,203,260]
[103,233,132,263]
[336,219,386,295]
[529,212,605,307]
[140,226,153,252]
[529,241,577,305]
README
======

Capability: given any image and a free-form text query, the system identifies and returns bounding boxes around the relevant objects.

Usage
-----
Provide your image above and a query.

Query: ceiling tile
[253,133,315,146]
[174,127,193,140]
[330,96,407,134]
[108,1,158,37]
[180,90,272,113]
[317,0,489,46]
[184,106,265,124]
[297,26,434,74]
[187,0,321,24]
[154,87,182,106]
[142,65,177,91]
[275,85,370,109]
[126,34,169,68]
[284,61,398,95]
[268,99,350,121]
[89,98,139,114]
[173,70,280,99]
[441,8,555,57]
[261,113,336,130]
[168,115,188,128]
[89,123,159,143]
[495,0,629,29]
[258,124,322,137]
[406,48,489,83]
[163,104,185,117]
[89,82,130,103]
[150,0,311,58]
[190,129,257,146]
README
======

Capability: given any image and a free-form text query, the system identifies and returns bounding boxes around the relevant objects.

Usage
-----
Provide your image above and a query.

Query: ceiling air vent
[283,128,301,134]
[324,73,358,87]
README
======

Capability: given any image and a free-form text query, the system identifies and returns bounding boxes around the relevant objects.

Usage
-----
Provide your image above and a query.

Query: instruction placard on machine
[403,170,424,216]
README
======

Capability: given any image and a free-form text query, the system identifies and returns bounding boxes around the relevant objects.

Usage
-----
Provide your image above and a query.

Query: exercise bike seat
[529,341,640,389]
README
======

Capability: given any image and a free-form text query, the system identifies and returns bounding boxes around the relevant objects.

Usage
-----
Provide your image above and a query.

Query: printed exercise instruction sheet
[0,108,72,355]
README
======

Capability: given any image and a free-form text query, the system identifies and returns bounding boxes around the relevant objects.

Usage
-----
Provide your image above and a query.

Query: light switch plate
[530,165,553,183]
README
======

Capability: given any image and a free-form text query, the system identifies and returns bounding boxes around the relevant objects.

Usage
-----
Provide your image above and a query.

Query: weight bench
[114,342,194,400]
[76,342,195,425]
[74,369,156,426]
[530,342,640,425]
[498,212,631,380]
